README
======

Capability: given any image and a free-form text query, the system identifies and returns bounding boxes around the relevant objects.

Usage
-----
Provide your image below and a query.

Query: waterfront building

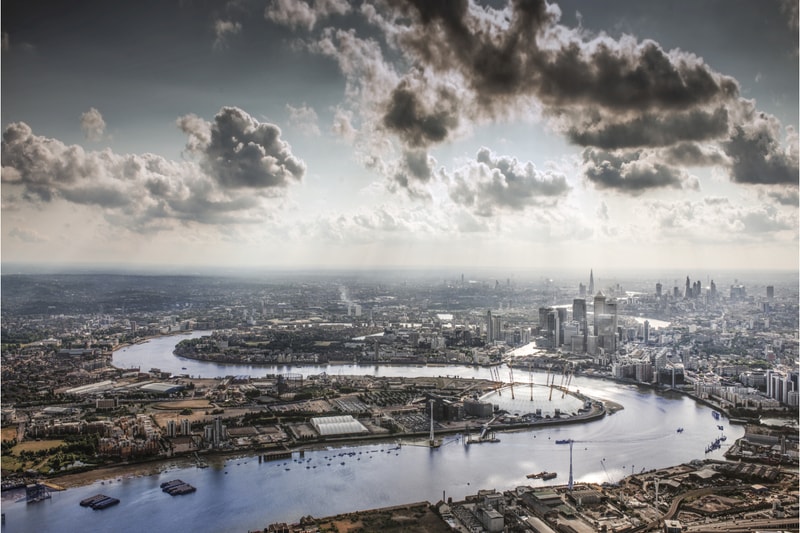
[310,415,368,436]
[204,416,227,447]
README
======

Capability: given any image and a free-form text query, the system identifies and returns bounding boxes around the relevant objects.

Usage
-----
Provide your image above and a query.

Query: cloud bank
[2,107,305,231]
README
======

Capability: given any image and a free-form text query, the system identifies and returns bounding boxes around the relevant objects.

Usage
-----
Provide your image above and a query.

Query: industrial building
[310,415,368,436]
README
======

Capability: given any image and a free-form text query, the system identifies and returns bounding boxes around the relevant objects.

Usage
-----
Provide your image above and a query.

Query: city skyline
[2,0,798,272]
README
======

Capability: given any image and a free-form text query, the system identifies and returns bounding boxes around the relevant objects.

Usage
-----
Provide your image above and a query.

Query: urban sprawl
[1,270,798,532]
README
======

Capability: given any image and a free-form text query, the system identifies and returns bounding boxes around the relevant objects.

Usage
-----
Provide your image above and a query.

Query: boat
[526,471,557,480]
[161,479,196,496]
[80,494,119,510]
[676,427,684,433]
[712,411,720,420]
[717,425,724,431]
[91,497,120,510]
[555,439,571,444]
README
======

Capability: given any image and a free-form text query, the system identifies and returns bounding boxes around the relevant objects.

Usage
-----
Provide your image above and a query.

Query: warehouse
[310,415,368,436]
[139,382,185,395]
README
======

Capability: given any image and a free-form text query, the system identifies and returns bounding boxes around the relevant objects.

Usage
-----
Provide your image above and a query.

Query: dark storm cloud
[567,107,729,149]
[179,106,306,189]
[448,147,570,215]
[533,40,739,111]
[391,0,738,111]
[722,122,799,185]
[582,149,687,194]
[268,0,795,197]
[1,111,299,230]
[382,82,460,148]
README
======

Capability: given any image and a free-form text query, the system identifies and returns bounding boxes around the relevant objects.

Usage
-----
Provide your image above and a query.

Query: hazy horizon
[2,0,798,272]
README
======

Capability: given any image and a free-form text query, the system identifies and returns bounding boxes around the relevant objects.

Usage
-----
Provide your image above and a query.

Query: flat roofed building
[139,383,185,395]
[310,415,368,436]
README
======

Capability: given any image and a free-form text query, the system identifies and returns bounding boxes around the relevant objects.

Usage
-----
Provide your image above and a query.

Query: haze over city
[2,0,798,272]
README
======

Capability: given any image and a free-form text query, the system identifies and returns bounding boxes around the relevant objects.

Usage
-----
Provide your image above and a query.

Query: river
[2,333,742,533]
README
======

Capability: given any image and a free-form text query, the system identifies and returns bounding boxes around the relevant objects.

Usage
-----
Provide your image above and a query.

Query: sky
[2,0,798,273]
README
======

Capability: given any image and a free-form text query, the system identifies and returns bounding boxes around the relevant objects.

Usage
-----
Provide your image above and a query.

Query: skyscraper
[588,269,595,296]
[593,291,606,317]
[572,298,587,324]
[767,285,774,301]
[656,282,662,298]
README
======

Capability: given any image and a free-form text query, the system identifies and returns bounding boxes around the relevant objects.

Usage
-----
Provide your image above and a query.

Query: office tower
[593,291,606,318]
[655,282,662,298]
[572,299,587,324]
[644,320,650,344]
[547,309,561,347]
[767,286,774,301]
[684,276,691,298]
[579,282,586,297]
[486,310,494,343]
[588,269,595,296]
[492,314,502,342]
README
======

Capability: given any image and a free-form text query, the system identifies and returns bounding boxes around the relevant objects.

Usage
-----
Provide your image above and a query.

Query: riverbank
[48,401,607,489]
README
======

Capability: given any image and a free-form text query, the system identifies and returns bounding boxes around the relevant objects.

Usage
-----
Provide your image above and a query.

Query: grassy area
[314,503,450,533]
[3,439,65,473]
[1,455,23,471]
[152,399,211,410]
[12,439,65,454]
[2,427,17,441]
